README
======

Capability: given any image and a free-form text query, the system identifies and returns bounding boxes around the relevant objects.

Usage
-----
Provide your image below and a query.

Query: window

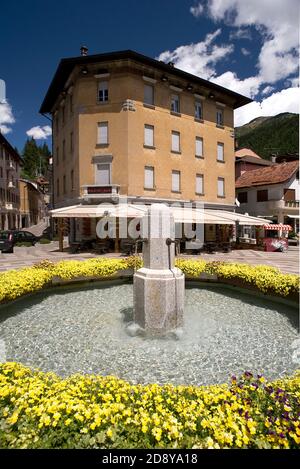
[62,106,65,125]
[171,131,180,152]
[257,189,268,202]
[71,170,74,190]
[69,94,73,113]
[238,191,248,203]
[196,174,204,194]
[63,175,66,194]
[62,140,66,160]
[144,84,154,106]
[56,146,59,165]
[217,177,225,197]
[217,143,224,161]
[144,125,154,147]
[144,166,154,189]
[56,178,59,197]
[195,137,203,157]
[172,170,180,192]
[195,101,203,120]
[95,163,111,185]
[216,108,224,126]
[171,94,180,113]
[98,81,108,102]
[70,132,73,152]
[97,122,108,145]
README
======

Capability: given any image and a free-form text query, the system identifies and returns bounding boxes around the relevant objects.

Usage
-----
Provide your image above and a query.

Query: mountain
[235,112,299,160]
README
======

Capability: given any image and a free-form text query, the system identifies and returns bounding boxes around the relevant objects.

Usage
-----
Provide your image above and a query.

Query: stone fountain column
[133,204,184,336]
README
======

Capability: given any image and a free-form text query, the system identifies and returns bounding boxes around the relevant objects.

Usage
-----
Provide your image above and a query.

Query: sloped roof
[236,160,299,188]
[235,148,261,159]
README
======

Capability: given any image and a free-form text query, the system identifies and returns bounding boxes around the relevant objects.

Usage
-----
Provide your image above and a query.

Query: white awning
[206,210,271,226]
[50,204,270,225]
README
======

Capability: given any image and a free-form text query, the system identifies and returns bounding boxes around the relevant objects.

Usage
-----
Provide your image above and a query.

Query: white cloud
[234,87,300,127]
[241,47,250,56]
[157,29,234,79]
[261,85,275,95]
[211,71,261,98]
[205,0,299,84]
[286,76,299,87]
[190,3,204,18]
[26,125,52,140]
[0,102,15,135]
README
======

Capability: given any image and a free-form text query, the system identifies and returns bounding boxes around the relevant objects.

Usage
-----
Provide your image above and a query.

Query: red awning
[263,224,292,231]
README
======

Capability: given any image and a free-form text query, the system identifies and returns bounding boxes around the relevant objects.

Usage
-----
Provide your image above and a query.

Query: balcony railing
[81,184,120,198]
[284,200,299,208]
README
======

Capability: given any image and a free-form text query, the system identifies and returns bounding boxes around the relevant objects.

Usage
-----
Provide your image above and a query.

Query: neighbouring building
[0,132,22,230]
[19,179,46,228]
[236,160,299,233]
[40,48,253,243]
[235,148,274,180]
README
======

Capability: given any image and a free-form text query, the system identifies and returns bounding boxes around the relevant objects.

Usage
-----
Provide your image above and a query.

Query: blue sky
[0,0,299,152]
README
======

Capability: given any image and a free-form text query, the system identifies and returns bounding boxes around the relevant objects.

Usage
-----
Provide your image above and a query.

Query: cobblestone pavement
[0,241,299,274]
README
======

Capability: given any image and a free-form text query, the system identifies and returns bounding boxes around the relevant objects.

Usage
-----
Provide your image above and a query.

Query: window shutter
[144,85,154,105]
[196,137,203,157]
[98,123,108,144]
[171,132,180,152]
[172,171,180,192]
[145,167,154,188]
[217,143,224,161]
[218,178,225,196]
[196,175,203,194]
[96,164,110,185]
[144,125,154,146]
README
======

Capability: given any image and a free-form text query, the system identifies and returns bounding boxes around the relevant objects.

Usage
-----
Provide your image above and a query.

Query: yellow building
[40,49,251,243]
[0,133,22,230]
[19,179,45,228]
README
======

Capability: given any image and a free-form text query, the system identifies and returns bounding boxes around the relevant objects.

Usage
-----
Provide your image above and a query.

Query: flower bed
[0,257,298,305]
[0,363,299,449]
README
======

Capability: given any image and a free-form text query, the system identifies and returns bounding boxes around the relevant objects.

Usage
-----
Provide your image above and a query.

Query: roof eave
[39,49,253,114]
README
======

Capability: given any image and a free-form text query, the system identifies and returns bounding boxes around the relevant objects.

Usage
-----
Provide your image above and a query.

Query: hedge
[0,257,298,304]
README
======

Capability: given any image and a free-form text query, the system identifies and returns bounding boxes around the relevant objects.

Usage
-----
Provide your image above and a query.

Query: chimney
[80,45,88,56]
[271,155,277,163]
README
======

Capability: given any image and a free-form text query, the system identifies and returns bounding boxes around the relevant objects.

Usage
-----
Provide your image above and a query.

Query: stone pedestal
[133,204,184,336]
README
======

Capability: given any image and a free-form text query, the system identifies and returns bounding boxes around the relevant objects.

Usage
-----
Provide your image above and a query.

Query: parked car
[0,231,14,253]
[0,230,38,253]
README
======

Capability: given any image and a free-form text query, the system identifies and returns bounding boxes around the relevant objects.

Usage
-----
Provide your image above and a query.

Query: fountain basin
[0,280,298,386]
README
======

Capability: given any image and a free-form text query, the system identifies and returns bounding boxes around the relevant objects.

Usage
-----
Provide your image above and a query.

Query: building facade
[236,161,299,233]
[40,49,251,241]
[0,132,22,230]
[19,179,46,228]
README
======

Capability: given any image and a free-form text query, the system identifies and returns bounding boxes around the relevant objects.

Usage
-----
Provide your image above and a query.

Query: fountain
[133,204,184,336]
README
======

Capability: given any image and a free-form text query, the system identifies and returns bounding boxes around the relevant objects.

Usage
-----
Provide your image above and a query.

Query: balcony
[81,184,120,199]
[284,200,299,208]
[6,160,16,171]
[7,181,15,189]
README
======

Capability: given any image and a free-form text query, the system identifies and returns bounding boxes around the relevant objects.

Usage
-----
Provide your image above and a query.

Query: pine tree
[21,138,51,179]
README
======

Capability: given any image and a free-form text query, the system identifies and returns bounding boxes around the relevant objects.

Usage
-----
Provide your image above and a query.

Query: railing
[284,200,299,208]
[81,184,120,198]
